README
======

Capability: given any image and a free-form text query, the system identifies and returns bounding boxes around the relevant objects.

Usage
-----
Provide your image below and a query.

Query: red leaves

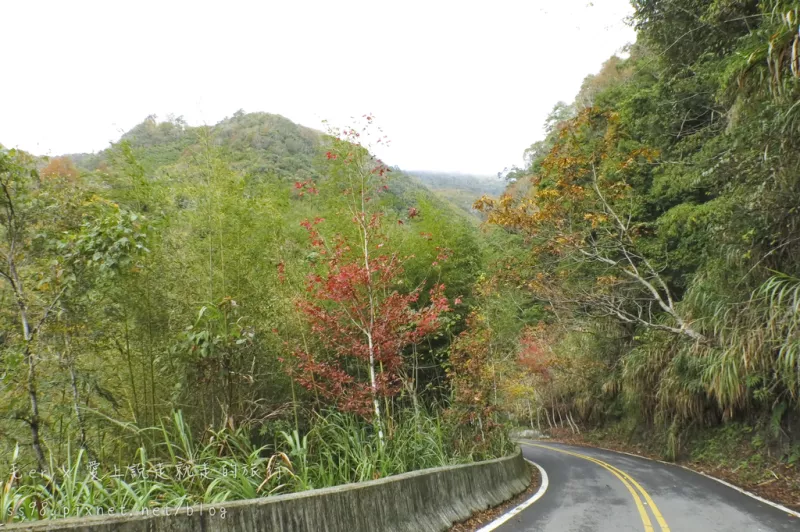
[300,218,326,249]
[277,261,286,283]
[517,324,557,382]
[364,212,382,231]
[294,179,318,197]
[291,239,449,418]
[289,116,449,418]
[372,163,390,178]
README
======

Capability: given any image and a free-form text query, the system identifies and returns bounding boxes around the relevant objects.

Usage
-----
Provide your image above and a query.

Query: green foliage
[1,409,505,523]
[1,110,512,522]
[479,0,800,457]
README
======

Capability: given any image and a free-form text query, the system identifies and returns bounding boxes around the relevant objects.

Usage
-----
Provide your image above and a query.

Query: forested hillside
[0,113,507,522]
[474,0,800,499]
[409,170,505,216]
[4,0,800,522]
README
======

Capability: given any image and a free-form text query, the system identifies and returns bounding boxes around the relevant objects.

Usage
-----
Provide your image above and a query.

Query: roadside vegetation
[2,410,509,521]
[471,0,800,505]
[0,114,510,524]
[5,0,800,522]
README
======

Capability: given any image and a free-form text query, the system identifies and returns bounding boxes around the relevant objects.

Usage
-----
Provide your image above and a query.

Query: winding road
[493,441,799,532]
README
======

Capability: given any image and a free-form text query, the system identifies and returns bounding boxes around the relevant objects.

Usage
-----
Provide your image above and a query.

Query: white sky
[1,0,635,175]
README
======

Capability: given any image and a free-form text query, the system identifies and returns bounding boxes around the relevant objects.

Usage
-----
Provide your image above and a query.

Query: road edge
[475,460,549,532]
[527,439,800,520]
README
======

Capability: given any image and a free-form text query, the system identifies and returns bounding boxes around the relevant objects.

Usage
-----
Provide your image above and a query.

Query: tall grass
[2,411,294,522]
[614,271,800,456]
[292,410,506,489]
[2,409,511,523]
[521,268,800,459]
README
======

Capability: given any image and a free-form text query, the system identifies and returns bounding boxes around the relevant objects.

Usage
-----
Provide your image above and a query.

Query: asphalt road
[495,441,799,532]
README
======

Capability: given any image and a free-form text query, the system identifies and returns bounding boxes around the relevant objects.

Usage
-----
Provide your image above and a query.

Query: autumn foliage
[517,324,556,383]
[446,311,510,447]
[290,117,450,419]
[293,224,449,416]
[474,109,657,256]
[41,156,79,180]
[448,312,494,415]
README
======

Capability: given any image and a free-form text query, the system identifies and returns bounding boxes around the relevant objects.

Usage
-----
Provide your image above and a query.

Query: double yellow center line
[522,443,670,532]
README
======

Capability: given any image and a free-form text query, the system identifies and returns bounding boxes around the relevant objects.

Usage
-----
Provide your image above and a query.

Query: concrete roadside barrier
[7,449,529,532]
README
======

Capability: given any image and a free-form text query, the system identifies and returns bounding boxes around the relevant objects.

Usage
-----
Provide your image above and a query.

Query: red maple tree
[290,117,449,434]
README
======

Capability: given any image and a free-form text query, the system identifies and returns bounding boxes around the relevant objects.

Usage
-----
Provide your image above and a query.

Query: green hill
[71,111,322,180]
[407,170,505,216]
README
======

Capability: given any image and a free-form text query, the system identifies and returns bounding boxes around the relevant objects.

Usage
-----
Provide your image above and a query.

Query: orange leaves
[448,312,494,411]
[594,275,621,294]
[480,104,658,264]
[583,212,609,229]
[620,147,659,170]
[472,195,491,212]
[41,156,79,181]
[536,188,561,199]
[476,193,543,233]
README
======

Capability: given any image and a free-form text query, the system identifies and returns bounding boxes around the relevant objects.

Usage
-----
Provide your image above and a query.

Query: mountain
[407,170,506,215]
[65,113,489,224]
[70,111,323,182]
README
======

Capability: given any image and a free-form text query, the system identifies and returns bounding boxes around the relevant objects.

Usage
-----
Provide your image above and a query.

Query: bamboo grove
[0,113,510,522]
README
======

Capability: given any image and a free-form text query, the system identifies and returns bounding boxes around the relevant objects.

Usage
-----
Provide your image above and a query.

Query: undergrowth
[1,409,512,523]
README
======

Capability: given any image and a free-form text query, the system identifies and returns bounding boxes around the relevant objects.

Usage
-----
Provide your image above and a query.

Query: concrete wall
[7,449,529,532]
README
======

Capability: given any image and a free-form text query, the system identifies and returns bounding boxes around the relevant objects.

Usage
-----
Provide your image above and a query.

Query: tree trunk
[11,259,46,471]
[69,362,89,451]
[569,411,581,434]
[366,332,385,443]
[121,313,139,423]
[528,400,534,429]
[25,345,46,471]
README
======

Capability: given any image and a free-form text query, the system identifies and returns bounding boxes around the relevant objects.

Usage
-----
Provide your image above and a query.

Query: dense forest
[0,112,507,521]
[3,0,800,522]
[476,0,800,489]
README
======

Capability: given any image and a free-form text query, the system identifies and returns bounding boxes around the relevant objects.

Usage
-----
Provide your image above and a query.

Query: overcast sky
[1,0,635,175]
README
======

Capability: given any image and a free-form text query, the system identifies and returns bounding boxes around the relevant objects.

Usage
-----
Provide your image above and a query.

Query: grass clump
[2,409,512,523]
